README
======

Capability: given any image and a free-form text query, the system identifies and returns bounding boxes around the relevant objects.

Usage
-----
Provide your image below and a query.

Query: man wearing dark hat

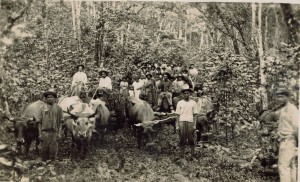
[270,87,298,182]
[175,84,198,157]
[156,72,174,112]
[172,75,185,95]
[70,64,88,96]
[37,89,64,162]
[161,66,167,75]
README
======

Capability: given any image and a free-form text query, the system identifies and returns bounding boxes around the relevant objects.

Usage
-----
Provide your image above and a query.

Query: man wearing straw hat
[37,88,64,162]
[97,68,112,109]
[70,64,88,96]
[98,68,112,96]
[175,84,198,157]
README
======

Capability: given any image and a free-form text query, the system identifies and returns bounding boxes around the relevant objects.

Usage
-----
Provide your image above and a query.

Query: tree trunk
[273,7,279,47]
[71,1,76,38]
[178,21,182,39]
[199,32,203,50]
[232,32,240,54]
[264,7,269,51]
[42,0,49,69]
[251,3,256,42]
[184,20,187,44]
[258,3,268,109]
[213,4,239,54]
[280,3,299,46]
[95,2,105,68]
[76,1,81,51]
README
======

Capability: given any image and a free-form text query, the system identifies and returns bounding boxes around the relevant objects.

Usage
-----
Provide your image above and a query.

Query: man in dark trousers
[37,89,64,162]
[175,84,198,157]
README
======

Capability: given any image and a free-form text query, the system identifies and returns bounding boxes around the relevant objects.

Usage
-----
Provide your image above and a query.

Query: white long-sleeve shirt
[189,68,198,77]
[132,81,143,99]
[98,77,112,90]
[71,72,88,86]
[275,102,299,140]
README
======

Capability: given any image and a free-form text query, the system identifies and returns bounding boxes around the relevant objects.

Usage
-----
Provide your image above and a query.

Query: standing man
[173,63,182,74]
[70,64,88,96]
[188,64,198,83]
[272,88,298,182]
[156,73,174,112]
[143,73,156,107]
[38,89,64,162]
[175,84,198,157]
[132,75,143,99]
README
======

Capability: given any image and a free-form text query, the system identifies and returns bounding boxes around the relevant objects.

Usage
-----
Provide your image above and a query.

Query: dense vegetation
[0,1,299,181]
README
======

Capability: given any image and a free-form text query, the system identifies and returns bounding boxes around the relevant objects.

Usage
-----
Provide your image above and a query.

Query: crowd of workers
[70,61,201,112]
[37,60,298,182]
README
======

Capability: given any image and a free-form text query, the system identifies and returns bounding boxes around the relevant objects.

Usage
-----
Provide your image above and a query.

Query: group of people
[70,61,200,112]
[39,62,298,182]
[70,64,112,98]
[120,62,200,112]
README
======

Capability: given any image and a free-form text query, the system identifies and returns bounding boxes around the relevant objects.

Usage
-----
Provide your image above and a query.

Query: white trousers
[278,137,297,182]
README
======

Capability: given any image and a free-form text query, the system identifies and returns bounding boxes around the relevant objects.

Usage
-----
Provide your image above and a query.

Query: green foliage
[264,45,299,103]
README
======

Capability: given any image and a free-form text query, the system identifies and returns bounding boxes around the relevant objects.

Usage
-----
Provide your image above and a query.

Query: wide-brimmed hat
[99,68,109,75]
[181,84,192,93]
[182,69,189,74]
[177,74,184,79]
[275,88,290,97]
[162,72,170,77]
[76,64,85,70]
[43,88,57,98]
[145,72,152,77]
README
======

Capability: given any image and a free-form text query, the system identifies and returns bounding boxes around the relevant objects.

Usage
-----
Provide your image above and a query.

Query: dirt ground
[0,120,279,182]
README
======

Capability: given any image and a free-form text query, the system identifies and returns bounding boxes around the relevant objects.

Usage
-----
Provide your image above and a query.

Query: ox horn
[4,115,15,122]
[151,116,177,125]
[67,107,79,120]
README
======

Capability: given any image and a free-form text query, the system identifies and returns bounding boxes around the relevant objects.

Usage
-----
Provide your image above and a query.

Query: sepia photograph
[0,0,299,181]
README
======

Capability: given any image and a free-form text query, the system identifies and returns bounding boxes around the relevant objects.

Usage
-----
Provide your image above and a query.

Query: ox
[127,97,176,148]
[7,100,46,156]
[58,96,94,158]
[58,96,110,158]
[89,100,110,144]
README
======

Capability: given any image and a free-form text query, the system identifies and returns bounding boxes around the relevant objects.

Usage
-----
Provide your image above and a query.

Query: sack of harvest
[58,96,81,112]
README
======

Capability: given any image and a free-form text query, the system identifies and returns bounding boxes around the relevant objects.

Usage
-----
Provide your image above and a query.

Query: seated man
[98,69,112,98]
[98,69,112,110]
[156,73,174,112]
[70,64,88,96]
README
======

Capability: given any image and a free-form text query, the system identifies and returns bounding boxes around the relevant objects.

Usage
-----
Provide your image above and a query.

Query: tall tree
[257,3,268,109]
[280,3,299,46]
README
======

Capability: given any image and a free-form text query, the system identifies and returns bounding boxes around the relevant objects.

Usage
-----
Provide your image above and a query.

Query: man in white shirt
[189,64,198,82]
[271,88,298,182]
[132,76,143,99]
[98,69,112,98]
[70,64,88,96]
[175,84,198,156]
